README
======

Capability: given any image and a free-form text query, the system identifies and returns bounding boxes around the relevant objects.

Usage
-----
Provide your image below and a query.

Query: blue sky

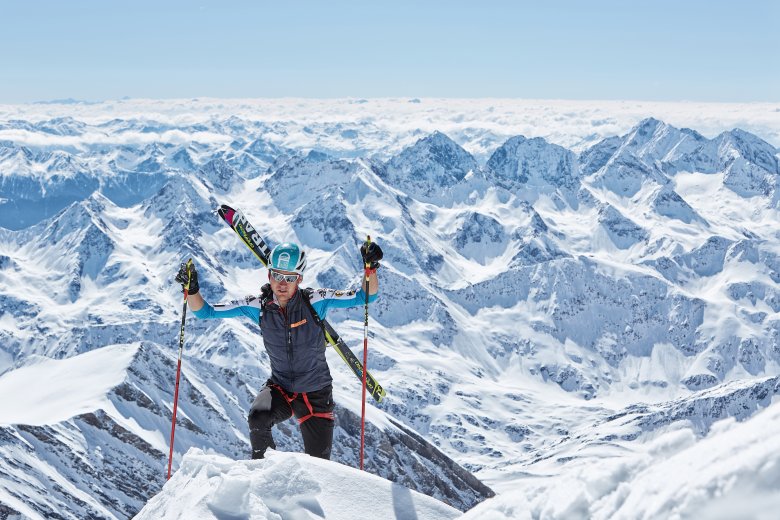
[1,0,777,103]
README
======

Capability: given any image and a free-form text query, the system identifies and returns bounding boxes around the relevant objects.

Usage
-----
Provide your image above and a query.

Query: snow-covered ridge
[0,343,137,426]
[0,341,492,518]
[0,342,261,519]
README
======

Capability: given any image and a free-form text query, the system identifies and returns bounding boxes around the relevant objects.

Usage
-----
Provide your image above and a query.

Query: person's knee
[248,409,273,430]
[250,387,273,416]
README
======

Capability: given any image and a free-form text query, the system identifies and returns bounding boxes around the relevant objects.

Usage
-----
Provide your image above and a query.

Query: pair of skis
[217,204,386,403]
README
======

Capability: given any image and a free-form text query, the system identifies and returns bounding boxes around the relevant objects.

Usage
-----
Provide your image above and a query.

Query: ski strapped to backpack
[218,204,386,403]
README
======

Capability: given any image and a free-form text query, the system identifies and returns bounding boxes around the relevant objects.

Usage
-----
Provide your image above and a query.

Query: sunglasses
[269,270,300,283]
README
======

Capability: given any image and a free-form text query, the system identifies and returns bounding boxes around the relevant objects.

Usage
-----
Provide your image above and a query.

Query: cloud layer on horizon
[1,98,778,158]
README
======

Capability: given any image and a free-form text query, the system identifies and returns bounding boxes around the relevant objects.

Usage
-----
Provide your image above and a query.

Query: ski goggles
[269,270,300,283]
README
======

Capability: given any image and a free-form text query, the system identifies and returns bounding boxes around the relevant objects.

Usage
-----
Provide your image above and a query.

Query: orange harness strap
[299,392,335,424]
[271,384,334,424]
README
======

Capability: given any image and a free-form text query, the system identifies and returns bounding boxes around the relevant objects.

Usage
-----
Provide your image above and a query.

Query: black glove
[175,260,199,295]
[360,240,383,270]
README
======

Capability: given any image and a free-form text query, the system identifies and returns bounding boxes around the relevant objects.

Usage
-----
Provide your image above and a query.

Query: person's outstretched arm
[174,260,260,321]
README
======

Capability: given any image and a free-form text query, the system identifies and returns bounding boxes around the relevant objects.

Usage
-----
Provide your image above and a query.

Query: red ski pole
[360,237,371,471]
[167,259,191,480]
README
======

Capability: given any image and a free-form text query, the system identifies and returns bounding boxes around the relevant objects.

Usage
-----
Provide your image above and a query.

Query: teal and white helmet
[269,242,307,274]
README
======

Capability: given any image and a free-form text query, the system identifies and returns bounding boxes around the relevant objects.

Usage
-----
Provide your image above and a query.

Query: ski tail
[321,320,385,402]
[301,288,386,403]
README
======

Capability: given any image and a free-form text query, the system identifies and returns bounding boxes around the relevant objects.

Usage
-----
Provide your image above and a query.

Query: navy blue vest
[259,287,333,392]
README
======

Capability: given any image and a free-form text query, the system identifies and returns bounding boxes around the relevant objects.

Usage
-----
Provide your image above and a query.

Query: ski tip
[218,204,235,224]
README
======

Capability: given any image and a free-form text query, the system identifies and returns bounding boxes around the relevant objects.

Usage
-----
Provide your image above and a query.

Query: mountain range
[1,107,780,518]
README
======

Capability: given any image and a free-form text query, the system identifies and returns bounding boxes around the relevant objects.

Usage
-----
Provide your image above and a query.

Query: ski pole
[167,259,191,480]
[360,236,371,471]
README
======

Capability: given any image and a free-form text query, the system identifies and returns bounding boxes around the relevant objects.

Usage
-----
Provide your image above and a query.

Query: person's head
[268,242,306,303]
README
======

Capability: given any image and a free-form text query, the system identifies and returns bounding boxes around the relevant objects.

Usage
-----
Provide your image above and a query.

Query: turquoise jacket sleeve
[192,296,262,323]
[309,287,378,320]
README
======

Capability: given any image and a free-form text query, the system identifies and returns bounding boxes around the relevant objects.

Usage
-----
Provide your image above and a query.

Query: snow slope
[0,344,136,426]
[463,396,780,520]
[139,395,780,519]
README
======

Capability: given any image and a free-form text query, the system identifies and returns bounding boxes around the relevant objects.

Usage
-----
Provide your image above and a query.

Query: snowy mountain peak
[719,128,780,175]
[381,131,479,203]
[586,119,779,201]
[169,147,197,171]
[306,149,331,162]
[584,119,687,197]
[243,137,286,166]
[199,157,238,192]
[401,131,476,174]
[597,203,649,249]
[618,118,690,162]
[486,135,579,192]
[267,153,370,213]
[651,185,703,224]
[630,116,665,137]
[34,116,88,136]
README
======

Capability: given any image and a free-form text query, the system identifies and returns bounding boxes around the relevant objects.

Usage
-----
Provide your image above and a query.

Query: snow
[3,99,780,518]
[462,398,780,520]
[0,343,137,426]
[136,448,460,520]
[137,399,780,519]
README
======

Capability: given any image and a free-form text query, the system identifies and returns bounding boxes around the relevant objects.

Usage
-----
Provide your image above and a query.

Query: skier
[175,240,383,460]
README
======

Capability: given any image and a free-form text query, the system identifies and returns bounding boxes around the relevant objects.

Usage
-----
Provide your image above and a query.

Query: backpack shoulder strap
[301,287,322,323]
[257,283,273,325]
[301,287,327,341]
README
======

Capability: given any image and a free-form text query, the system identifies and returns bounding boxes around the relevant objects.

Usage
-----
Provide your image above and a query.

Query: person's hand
[175,260,199,295]
[360,240,383,270]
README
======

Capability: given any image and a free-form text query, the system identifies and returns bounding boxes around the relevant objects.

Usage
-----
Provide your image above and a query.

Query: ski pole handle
[364,236,372,275]
[184,258,194,296]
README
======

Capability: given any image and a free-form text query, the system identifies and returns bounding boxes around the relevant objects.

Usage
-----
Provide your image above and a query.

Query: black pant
[248,382,335,460]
